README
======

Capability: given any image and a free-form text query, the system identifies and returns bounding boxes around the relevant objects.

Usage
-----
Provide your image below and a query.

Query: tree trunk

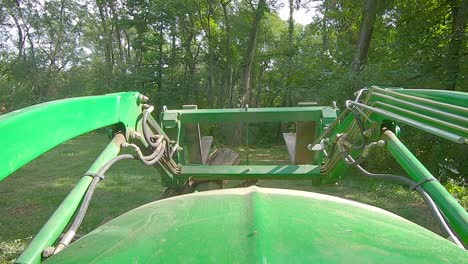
[255,62,265,106]
[352,0,378,72]
[284,0,294,107]
[182,14,201,103]
[446,0,468,90]
[322,1,329,51]
[196,0,216,106]
[12,16,24,59]
[170,21,177,68]
[97,1,114,91]
[12,1,26,60]
[240,0,267,108]
[221,1,234,108]
[288,0,294,50]
[233,0,267,145]
[157,24,164,94]
[123,29,131,65]
[208,3,216,107]
[109,0,124,67]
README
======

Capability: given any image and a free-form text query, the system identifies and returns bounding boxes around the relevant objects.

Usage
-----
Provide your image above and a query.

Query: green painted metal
[16,134,127,264]
[162,112,178,128]
[321,107,337,127]
[176,120,185,164]
[0,92,147,263]
[393,88,468,110]
[373,101,467,135]
[180,165,321,179]
[45,187,466,264]
[370,89,468,125]
[1,87,467,263]
[364,87,468,142]
[0,92,144,181]
[352,100,466,143]
[383,130,468,245]
[316,109,357,180]
[162,106,337,124]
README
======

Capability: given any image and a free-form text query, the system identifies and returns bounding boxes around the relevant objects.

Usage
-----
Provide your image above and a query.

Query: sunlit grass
[0,133,164,248]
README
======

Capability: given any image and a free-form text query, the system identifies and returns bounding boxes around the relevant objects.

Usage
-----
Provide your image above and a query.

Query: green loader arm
[319,86,468,245]
[0,87,466,263]
[0,92,148,263]
[0,92,146,182]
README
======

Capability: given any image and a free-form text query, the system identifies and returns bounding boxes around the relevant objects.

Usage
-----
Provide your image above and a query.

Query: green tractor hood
[46,187,466,263]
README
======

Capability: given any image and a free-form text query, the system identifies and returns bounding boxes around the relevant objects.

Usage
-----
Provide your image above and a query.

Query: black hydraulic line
[417,189,465,249]
[122,139,166,166]
[143,144,166,165]
[160,155,180,174]
[342,93,368,150]
[330,103,368,169]
[347,155,418,187]
[135,144,164,165]
[141,136,163,157]
[140,105,175,166]
[142,106,174,162]
[140,142,163,161]
[146,112,171,143]
[71,154,134,231]
[54,104,175,255]
[354,88,369,102]
[343,153,366,166]
[54,154,135,253]
[142,106,159,148]
[141,105,180,174]
[350,109,367,150]
[123,147,167,170]
[342,141,385,167]
[343,152,465,249]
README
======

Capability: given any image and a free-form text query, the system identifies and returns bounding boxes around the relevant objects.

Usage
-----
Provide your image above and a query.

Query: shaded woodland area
[1,0,466,109]
[0,0,466,192]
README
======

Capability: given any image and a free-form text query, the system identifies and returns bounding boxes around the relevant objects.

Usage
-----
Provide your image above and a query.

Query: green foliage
[0,1,466,260]
[0,0,465,199]
[0,237,32,263]
[445,178,468,209]
[1,0,465,108]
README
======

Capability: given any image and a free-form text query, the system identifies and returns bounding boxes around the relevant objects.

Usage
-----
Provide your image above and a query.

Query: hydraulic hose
[344,100,368,150]
[342,152,366,166]
[122,137,166,166]
[54,154,135,254]
[343,152,465,249]
[53,104,173,255]
[142,105,159,148]
[417,188,465,248]
[351,109,367,150]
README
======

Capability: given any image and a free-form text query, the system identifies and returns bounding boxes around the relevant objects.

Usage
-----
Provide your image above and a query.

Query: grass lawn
[0,133,443,262]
